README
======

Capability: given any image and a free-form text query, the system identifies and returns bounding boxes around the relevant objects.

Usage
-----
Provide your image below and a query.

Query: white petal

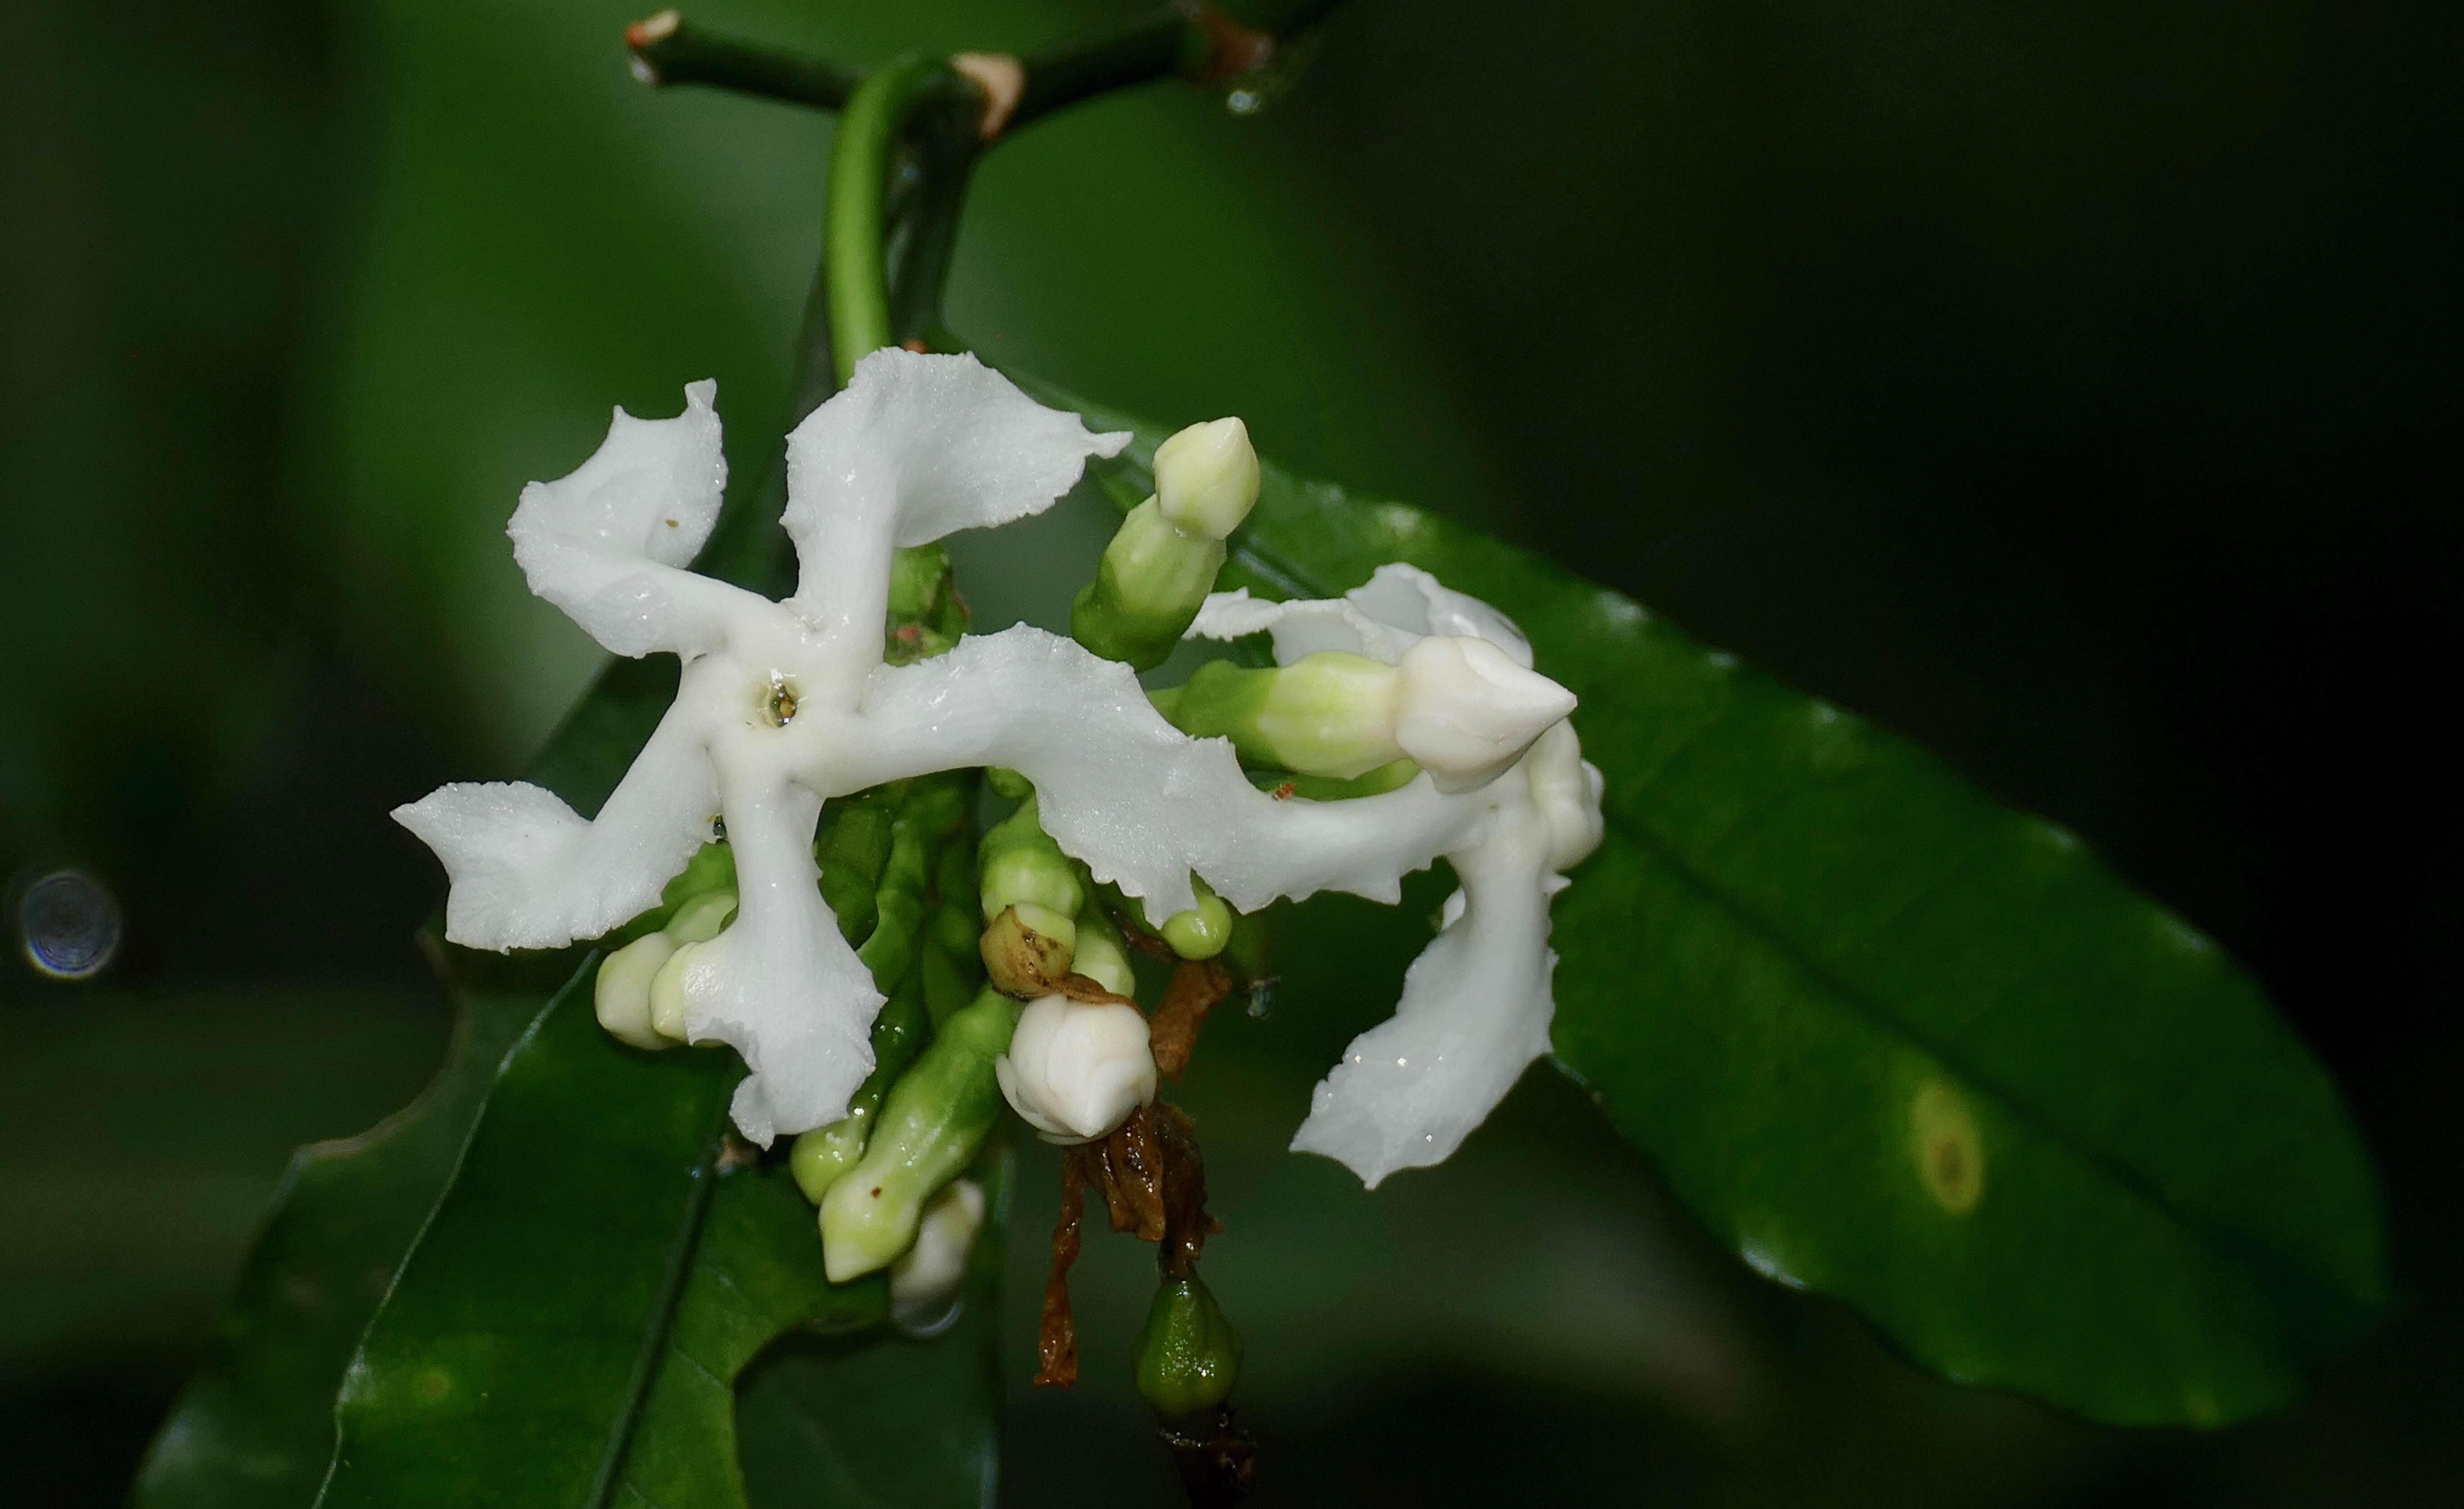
[507,381,754,658]
[1186,589,1419,665]
[842,626,1492,924]
[391,702,719,951]
[677,773,879,1143]
[783,349,1128,657]
[1289,796,1560,1187]
[1391,635,1578,793]
[1187,563,1535,670]
[1525,720,1606,872]
[1346,562,1535,668]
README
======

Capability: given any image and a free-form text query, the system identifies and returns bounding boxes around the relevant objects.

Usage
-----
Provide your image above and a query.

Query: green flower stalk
[1164,652,1405,778]
[1070,418,1260,670]
[820,987,1018,1281]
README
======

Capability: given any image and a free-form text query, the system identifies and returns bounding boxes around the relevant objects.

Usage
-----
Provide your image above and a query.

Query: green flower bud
[789,1115,869,1205]
[983,765,1034,801]
[820,989,1017,1282]
[981,902,1076,998]
[883,544,965,665]
[885,542,953,622]
[1070,901,1136,996]
[1134,1275,1243,1420]
[815,799,893,944]
[789,973,931,1204]
[1153,417,1259,542]
[978,795,1083,921]
[855,808,933,990]
[659,840,736,910]
[1071,498,1228,670]
[665,888,738,945]
[594,931,679,1051]
[1166,653,1404,779]
[1159,878,1233,961]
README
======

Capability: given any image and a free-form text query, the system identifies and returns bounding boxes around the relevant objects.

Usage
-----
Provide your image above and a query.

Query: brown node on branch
[1033,1102,1222,1387]
[1150,957,1233,1080]
[1183,4,1276,86]
[1160,1405,1259,1509]
[624,8,680,54]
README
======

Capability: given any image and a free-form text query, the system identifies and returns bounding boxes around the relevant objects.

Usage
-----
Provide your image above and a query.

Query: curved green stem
[825,57,971,387]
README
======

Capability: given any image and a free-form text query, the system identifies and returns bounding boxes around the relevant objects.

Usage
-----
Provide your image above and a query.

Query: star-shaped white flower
[396,348,1602,1184]
[1189,566,1604,1184]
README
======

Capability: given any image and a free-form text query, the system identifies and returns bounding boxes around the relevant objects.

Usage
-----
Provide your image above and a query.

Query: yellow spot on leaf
[1909,1078,1986,1215]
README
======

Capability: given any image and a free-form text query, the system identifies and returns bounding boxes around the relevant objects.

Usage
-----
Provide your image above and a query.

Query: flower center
[762,676,801,727]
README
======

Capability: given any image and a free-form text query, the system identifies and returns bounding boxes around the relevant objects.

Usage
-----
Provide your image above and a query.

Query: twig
[625,9,859,108]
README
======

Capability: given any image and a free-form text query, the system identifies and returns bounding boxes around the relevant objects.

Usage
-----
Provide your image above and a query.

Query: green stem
[1010,7,1201,129]
[625,4,1352,133]
[825,57,973,387]
[626,10,860,107]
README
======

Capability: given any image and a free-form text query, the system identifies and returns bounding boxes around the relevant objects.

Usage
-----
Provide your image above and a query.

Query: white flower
[394,349,1603,1179]
[995,992,1159,1142]
[1190,564,1605,1186]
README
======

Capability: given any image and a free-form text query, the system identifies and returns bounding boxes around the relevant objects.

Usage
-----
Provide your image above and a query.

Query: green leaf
[1037,377,2390,1427]
[127,953,572,1509]
[314,967,738,1506]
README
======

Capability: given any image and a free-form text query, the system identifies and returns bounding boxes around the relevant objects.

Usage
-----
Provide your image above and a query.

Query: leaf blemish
[1909,1078,1986,1215]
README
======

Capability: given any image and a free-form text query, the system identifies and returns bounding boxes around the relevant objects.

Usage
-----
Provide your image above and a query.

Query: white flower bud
[995,992,1157,1143]
[1153,418,1259,541]
[1391,635,1578,793]
[1523,720,1605,872]
[649,938,701,1042]
[594,932,679,1050]
[890,1178,987,1333]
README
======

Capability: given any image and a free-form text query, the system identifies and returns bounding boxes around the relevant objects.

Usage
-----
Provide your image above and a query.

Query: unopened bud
[665,888,738,944]
[789,1116,869,1204]
[1153,417,1259,541]
[995,992,1157,1142]
[1071,903,1136,996]
[1160,879,1232,961]
[660,839,736,909]
[978,797,1084,920]
[1169,653,1404,779]
[648,940,701,1042]
[984,765,1033,801]
[889,1178,987,1332]
[594,932,679,1050]
[981,902,1076,998]
[1134,1275,1243,1420]
[1391,634,1576,793]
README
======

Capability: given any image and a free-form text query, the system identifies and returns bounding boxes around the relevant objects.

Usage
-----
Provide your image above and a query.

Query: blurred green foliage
[2,0,2452,1504]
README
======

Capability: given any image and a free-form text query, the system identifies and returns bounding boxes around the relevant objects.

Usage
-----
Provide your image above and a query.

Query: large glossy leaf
[125,952,574,1509]
[1037,378,2390,1427]
[314,967,737,1505]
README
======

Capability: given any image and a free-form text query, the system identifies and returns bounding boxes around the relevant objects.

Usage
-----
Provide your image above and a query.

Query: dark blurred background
[2,0,2452,1503]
